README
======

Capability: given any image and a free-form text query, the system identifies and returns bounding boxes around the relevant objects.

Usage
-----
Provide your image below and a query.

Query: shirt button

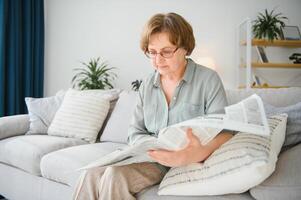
[173,97,177,100]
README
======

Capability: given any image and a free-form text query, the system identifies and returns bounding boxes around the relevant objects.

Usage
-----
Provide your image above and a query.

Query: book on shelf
[256,46,269,63]
[252,75,261,86]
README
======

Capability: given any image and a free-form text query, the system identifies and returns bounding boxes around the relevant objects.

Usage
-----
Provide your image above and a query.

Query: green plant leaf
[71,57,117,90]
[252,8,287,41]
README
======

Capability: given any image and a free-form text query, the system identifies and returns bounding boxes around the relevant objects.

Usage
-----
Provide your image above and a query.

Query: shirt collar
[153,58,194,87]
[182,58,194,84]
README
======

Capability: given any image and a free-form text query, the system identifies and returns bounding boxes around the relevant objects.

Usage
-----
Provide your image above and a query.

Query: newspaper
[78,94,269,170]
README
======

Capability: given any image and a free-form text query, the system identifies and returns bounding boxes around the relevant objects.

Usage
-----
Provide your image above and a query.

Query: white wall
[44,0,301,96]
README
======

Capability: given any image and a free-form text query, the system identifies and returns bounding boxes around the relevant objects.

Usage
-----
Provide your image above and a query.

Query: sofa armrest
[0,114,30,140]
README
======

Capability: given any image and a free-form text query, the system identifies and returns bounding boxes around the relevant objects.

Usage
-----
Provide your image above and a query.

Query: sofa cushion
[0,135,87,175]
[250,144,301,200]
[137,185,254,200]
[158,114,287,196]
[264,101,301,150]
[25,90,65,135]
[226,87,301,107]
[48,89,111,143]
[100,90,138,143]
[40,142,126,186]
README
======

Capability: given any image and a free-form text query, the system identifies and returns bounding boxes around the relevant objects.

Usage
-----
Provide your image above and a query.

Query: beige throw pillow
[48,89,110,143]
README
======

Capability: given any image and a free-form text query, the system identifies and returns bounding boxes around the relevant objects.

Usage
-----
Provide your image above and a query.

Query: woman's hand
[147,128,211,167]
[148,128,233,167]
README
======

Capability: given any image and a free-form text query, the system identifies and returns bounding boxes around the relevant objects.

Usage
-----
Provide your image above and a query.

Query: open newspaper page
[186,94,270,136]
[224,93,270,135]
[79,137,160,170]
[78,94,269,171]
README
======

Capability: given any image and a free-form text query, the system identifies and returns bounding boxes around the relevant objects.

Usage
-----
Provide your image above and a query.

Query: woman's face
[148,32,187,76]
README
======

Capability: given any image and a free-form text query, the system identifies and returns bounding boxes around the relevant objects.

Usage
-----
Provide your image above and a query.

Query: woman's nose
[155,53,165,65]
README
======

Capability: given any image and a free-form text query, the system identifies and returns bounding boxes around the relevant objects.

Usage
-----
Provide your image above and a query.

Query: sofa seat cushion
[250,144,301,200]
[40,142,126,186]
[0,135,87,175]
[137,185,254,200]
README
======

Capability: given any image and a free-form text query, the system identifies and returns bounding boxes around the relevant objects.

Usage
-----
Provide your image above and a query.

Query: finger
[148,150,172,158]
[148,150,182,167]
[147,150,157,157]
[186,129,202,146]
[148,151,161,161]
[186,129,197,141]
[149,153,173,167]
[148,151,170,165]
[147,150,164,160]
[148,150,175,162]
[147,151,155,159]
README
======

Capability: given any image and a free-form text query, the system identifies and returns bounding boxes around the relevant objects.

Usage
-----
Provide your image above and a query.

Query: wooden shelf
[240,63,301,68]
[240,39,301,47]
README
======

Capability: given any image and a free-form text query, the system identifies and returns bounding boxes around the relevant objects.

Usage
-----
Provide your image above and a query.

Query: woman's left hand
[147,128,211,167]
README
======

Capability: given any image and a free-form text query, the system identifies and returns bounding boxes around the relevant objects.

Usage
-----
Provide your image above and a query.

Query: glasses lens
[161,51,173,58]
[145,51,156,58]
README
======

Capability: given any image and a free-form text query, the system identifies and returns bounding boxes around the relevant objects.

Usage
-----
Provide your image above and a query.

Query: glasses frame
[145,47,179,59]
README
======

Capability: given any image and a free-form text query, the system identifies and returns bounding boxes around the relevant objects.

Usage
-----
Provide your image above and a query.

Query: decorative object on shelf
[281,26,301,40]
[261,83,270,88]
[131,79,142,91]
[256,46,269,63]
[252,75,261,86]
[289,53,301,64]
[72,57,117,90]
[252,9,287,41]
[251,75,271,88]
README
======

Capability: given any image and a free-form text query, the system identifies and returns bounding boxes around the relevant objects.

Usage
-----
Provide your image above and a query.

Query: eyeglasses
[145,47,178,59]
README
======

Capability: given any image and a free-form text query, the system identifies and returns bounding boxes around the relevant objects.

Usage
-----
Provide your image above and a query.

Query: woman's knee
[104,166,126,180]
[84,167,105,179]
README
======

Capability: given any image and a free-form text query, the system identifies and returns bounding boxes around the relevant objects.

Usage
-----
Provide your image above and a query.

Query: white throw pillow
[25,90,65,134]
[47,89,111,143]
[158,114,287,196]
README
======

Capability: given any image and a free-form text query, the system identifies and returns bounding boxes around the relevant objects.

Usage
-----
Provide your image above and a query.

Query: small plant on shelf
[252,9,287,41]
[72,57,117,90]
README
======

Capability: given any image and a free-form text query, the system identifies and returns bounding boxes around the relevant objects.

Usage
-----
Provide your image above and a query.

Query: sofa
[0,87,301,200]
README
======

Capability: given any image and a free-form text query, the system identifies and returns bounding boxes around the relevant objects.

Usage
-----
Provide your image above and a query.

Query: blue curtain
[0,0,44,117]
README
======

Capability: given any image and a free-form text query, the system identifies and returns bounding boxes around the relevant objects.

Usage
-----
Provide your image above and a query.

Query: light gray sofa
[0,88,301,200]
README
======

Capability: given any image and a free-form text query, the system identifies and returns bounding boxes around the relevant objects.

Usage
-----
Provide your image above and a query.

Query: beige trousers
[72,162,165,200]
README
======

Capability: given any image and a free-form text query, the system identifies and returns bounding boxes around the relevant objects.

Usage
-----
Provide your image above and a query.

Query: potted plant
[131,79,142,91]
[72,57,117,90]
[252,9,287,41]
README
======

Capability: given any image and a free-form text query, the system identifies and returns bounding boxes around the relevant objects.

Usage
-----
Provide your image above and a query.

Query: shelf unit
[237,18,301,89]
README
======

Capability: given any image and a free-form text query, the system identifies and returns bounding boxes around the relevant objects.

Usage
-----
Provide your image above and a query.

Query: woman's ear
[183,48,188,57]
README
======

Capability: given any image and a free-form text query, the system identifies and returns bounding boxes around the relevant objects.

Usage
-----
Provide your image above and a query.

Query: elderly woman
[73,12,233,200]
